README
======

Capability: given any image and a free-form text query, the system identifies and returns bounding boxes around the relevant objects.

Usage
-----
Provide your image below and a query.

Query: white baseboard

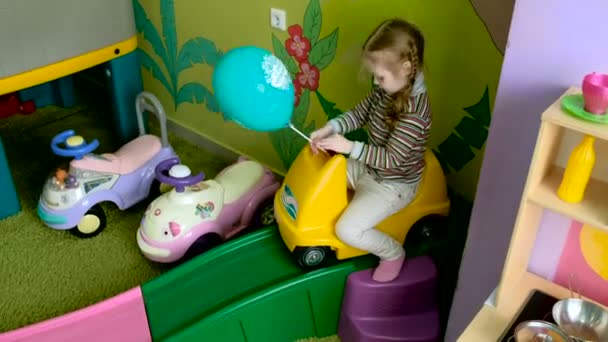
[166,119,240,163]
[165,119,285,181]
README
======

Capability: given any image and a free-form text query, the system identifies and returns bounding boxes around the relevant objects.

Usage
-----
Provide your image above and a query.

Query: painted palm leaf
[133,0,171,74]
[177,83,219,112]
[137,50,172,95]
[434,86,491,173]
[134,0,222,111]
[178,38,223,70]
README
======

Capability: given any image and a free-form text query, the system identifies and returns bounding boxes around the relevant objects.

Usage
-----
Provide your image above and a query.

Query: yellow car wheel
[295,246,330,269]
[405,215,447,247]
[70,204,107,238]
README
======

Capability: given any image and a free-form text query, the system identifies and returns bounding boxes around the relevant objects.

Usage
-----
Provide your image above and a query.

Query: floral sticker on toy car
[195,201,215,219]
[281,185,298,220]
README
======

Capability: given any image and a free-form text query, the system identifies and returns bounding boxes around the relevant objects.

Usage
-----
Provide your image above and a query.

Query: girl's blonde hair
[362,18,425,128]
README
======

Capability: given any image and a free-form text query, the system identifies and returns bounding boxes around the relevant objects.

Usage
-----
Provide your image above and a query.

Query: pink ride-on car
[136,156,280,263]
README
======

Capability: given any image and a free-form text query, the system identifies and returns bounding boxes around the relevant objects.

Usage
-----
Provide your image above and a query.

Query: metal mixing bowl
[552,298,608,341]
[512,320,570,342]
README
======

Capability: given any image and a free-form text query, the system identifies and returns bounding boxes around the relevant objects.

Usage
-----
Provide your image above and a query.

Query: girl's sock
[372,256,405,282]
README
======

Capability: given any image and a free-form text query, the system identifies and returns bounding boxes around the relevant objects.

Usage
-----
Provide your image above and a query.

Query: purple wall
[445,0,608,340]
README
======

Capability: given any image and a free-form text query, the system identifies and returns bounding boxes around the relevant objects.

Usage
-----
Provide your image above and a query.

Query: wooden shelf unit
[528,166,608,232]
[459,86,608,341]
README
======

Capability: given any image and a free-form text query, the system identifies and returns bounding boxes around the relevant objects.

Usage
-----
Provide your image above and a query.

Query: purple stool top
[338,256,441,342]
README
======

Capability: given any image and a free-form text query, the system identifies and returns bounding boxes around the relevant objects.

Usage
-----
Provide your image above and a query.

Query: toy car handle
[155,158,205,193]
[135,92,170,148]
[51,129,100,160]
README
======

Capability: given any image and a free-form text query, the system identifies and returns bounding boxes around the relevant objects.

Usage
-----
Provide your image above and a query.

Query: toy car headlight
[42,177,85,209]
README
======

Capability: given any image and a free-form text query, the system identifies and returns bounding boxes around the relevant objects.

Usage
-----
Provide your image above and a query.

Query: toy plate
[562,94,608,124]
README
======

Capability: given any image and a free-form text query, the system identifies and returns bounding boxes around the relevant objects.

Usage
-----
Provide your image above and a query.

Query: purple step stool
[338,256,440,342]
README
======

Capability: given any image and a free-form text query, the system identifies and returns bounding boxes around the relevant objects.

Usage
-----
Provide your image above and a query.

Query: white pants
[335,159,419,260]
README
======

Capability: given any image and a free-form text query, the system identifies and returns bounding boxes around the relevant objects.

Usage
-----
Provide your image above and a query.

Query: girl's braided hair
[362,18,425,129]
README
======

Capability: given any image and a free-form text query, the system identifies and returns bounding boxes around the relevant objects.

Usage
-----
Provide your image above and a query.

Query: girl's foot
[372,256,405,282]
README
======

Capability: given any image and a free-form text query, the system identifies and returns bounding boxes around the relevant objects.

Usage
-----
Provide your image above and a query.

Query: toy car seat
[215,160,265,203]
[70,135,161,174]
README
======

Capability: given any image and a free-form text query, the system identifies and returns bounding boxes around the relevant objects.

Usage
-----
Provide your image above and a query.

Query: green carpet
[0,84,230,333]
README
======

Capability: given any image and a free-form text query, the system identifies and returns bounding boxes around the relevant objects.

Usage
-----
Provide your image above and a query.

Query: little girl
[310,18,431,282]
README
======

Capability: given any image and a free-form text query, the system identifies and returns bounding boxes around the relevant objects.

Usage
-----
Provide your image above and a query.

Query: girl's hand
[316,134,354,154]
[310,124,334,154]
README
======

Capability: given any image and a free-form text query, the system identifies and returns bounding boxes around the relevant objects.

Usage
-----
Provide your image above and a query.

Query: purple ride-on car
[37,92,178,238]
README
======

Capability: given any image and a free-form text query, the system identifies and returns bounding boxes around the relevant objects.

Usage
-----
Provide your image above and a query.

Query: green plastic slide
[141,226,375,341]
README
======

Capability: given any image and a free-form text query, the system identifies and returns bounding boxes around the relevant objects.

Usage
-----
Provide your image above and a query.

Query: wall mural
[268,0,493,175]
[133,0,222,112]
[268,0,367,168]
[435,87,491,174]
[134,0,502,197]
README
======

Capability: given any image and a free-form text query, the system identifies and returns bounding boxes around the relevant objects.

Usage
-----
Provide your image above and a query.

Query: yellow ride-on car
[274,145,451,269]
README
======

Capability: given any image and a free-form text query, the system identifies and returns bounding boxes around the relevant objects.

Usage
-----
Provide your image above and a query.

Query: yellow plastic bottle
[557,135,596,203]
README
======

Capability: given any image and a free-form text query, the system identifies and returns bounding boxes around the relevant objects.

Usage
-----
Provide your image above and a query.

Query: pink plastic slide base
[0,287,151,342]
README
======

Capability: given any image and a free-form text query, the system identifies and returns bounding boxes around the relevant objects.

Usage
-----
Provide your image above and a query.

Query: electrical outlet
[270,8,286,31]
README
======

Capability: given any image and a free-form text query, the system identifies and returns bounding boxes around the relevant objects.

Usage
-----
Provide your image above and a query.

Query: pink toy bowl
[582,72,608,115]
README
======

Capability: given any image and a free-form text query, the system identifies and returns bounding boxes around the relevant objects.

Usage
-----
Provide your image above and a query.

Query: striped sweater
[328,75,431,183]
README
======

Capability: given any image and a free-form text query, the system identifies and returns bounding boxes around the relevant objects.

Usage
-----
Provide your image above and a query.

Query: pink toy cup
[582,72,608,115]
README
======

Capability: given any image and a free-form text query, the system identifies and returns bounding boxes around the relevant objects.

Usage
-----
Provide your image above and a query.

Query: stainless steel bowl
[513,320,570,342]
[552,298,608,341]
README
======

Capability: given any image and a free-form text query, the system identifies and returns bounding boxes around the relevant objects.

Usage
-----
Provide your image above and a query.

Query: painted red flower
[294,81,302,106]
[296,61,320,91]
[285,25,310,62]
